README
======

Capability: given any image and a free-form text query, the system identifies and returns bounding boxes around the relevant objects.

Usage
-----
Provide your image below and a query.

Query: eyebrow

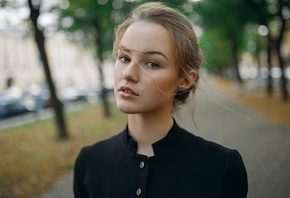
[119,45,168,60]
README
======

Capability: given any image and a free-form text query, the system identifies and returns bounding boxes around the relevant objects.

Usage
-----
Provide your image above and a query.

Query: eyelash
[118,54,160,69]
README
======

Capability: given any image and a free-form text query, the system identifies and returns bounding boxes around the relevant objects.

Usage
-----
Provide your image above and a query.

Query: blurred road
[40,80,290,198]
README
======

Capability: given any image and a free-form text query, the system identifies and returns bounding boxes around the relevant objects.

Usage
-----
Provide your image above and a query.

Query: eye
[147,61,159,68]
[119,55,131,63]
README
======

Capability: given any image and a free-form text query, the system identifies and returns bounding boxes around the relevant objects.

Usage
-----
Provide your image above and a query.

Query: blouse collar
[123,119,183,157]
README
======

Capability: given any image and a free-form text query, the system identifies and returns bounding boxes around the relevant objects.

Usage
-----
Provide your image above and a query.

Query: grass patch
[0,103,127,197]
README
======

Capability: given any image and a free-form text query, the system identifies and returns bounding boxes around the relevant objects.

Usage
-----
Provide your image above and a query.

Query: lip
[118,86,139,97]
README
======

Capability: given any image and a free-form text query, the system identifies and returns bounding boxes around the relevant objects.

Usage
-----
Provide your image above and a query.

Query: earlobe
[178,70,198,90]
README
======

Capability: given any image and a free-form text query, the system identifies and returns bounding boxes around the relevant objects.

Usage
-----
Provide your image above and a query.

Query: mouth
[118,86,139,96]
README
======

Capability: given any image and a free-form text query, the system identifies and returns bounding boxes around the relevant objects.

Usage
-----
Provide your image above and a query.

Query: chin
[116,103,138,114]
[115,99,141,113]
[118,107,140,114]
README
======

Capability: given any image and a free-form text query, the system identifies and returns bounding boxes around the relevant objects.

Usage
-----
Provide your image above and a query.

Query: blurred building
[0,27,114,93]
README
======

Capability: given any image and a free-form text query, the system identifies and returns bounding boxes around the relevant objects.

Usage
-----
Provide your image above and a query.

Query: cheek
[152,73,179,92]
[113,64,122,84]
[145,77,177,97]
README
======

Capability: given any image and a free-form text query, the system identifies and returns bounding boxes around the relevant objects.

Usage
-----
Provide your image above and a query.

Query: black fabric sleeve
[73,148,87,198]
[220,150,248,198]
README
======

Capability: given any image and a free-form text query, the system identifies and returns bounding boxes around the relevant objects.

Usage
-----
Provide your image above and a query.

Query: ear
[178,70,198,90]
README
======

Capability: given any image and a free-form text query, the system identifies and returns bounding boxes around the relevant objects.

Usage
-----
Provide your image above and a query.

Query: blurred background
[0,0,289,197]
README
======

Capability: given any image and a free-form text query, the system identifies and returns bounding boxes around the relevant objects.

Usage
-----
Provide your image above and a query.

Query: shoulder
[179,127,235,159]
[177,126,248,196]
[177,126,247,176]
[75,130,124,165]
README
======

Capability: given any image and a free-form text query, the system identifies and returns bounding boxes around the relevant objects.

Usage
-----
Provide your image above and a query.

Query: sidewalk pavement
[39,172,73,198]
[40,82,290,198]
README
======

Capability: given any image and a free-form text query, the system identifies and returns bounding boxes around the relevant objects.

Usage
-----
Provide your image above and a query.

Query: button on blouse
[140,162,145,169]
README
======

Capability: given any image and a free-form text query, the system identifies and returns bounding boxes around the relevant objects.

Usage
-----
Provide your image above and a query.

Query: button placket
[134,156,149,197]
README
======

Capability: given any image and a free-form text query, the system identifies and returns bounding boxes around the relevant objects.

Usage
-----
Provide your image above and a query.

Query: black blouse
[73,121,248,198]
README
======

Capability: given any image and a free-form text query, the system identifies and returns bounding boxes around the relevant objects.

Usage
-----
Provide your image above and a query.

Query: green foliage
[196,0,252,72]
[58,0,138,58]
[200,29,232,72]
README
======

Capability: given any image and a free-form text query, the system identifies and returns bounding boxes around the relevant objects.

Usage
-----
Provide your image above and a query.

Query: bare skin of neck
[128,112,174,157]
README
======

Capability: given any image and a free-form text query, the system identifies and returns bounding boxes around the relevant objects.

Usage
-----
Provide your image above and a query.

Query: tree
[0,0,69,139]
[245,0,289,101]
[28,0,69,139]
[196,0,252,82]
[199,29,233,76]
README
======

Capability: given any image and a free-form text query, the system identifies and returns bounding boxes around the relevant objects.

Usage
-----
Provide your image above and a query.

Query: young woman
[74,2,248,198]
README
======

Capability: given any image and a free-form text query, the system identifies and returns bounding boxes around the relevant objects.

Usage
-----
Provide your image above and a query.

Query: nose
[122,60,140,83]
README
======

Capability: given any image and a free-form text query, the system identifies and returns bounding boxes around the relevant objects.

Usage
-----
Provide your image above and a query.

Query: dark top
[74,121,248,198]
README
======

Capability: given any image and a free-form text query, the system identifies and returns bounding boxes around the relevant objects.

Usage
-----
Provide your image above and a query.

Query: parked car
[0,99,33,119]
[0,86,22,101]
[59,86,87,104]
[84,87,114,104]
[84,87,102,104]
[20,87,52,110]
[33,88,52,109]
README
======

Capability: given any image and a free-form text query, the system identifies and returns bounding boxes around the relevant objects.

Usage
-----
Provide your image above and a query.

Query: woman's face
[114,21,181,115]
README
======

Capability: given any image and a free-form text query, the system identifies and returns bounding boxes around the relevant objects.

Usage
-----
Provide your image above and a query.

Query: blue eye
[147,61,159,68]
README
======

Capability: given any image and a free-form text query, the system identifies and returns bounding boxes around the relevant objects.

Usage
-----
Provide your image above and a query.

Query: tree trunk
[276,46,289,101]
[256,54,261,77]
[255,35,262,77]
[95,19,111,118]
[28,0,69,139]
[275,0,288,101]
[232,39,243,83]
[97,58,111,118]
[266,35,273,96]
[233,50,242,83]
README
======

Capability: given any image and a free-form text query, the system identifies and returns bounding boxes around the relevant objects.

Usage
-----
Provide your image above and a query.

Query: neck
[128,112,173,156]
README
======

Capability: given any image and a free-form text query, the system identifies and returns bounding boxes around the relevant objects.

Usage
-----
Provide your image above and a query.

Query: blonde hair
[113,2,202,108]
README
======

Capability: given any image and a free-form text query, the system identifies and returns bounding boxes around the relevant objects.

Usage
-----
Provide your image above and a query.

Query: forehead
[119,21,174,59]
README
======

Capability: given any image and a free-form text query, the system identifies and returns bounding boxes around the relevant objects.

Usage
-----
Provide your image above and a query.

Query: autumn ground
[0,103,127,198]
[0,76,289,197]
